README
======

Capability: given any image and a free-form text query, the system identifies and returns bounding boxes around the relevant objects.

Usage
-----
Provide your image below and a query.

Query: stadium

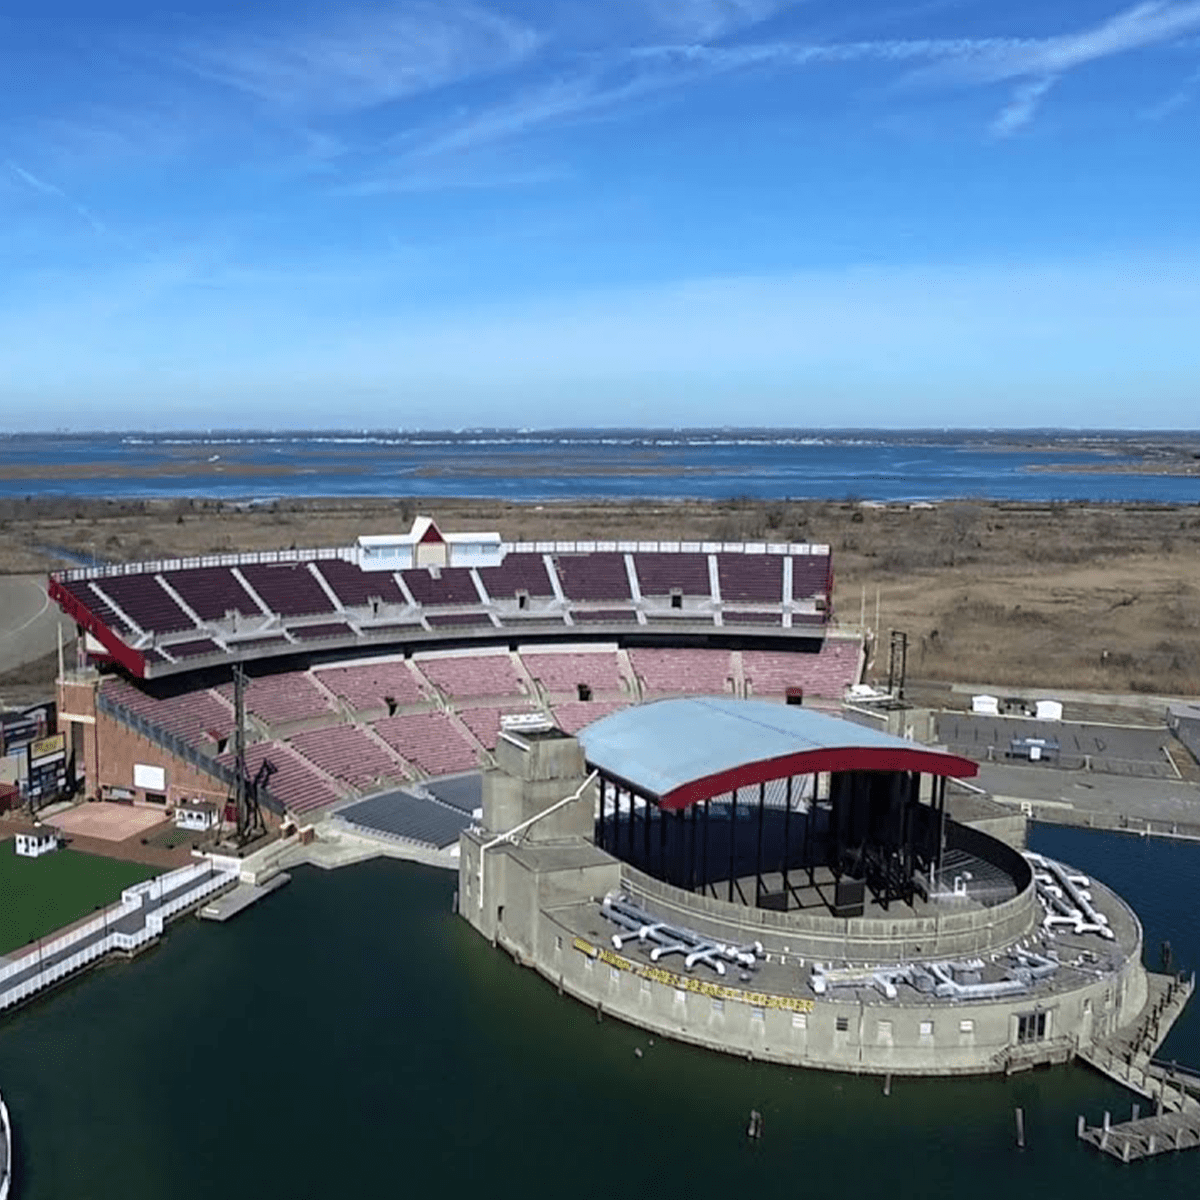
[42,516,1181,1078]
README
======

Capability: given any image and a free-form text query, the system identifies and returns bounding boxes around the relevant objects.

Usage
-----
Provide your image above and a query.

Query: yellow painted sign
[572,936,815,1014]
[29,733,66,762]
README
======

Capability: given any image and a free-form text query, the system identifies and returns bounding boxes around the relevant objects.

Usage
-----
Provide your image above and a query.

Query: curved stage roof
[577,697,979,810]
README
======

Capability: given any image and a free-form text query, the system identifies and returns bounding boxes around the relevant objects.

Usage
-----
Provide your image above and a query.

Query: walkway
[0,860,237,1013]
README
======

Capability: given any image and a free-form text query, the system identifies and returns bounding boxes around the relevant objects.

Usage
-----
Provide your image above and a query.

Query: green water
[1,826,1197,1198]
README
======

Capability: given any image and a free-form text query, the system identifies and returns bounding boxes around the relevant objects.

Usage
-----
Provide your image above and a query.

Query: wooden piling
[1015,1107,1026,1149]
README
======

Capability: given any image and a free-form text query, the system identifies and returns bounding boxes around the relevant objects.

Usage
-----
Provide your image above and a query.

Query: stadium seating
[573,609,637,623]
[239,563,337,616]
[101,677,233,749]
[426,612,494,628]
[554,553,630,601]
[717,553,783,603]
[630,648,734,695]
[163,567,261,621]
[477,552,554,598]
[167,637,225,659]
[315,559,406,607]
[633,553,711,597]
[522,651,625,696]
[99,574,194,634]
[313,661,426,711]
[372,711,479,776]
[791,554,831,600]
[291,621,354,642]
[219,671,334,726]
[458,705,537,750]
[401,567,479,606]
[60,579,133,636]
[289,726,408,790]
[220,741,341,814]
[550,701,629,734]
[415,653,527,700]
[742,641,860,699]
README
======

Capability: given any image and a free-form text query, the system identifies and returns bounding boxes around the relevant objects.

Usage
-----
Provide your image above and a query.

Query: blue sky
[1,0,1198,431]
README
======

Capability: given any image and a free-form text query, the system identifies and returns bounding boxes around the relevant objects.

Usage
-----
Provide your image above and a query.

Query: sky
[1,0,1198,431]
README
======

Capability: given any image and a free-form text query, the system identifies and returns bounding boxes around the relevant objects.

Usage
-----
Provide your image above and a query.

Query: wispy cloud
[177,1,542,113]
[1144,62,1200,116]
[914,1,1200,132]
[990,76,1057,136]
[5,160,109,236]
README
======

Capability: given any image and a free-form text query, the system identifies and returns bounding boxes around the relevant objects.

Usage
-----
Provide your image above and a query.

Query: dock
[1078,1104,1200,1162]
[1076,969,1200,1162]
[199,872,290,922]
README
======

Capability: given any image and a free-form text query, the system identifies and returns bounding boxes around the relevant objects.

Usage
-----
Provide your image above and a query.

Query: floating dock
[199,873,290,922]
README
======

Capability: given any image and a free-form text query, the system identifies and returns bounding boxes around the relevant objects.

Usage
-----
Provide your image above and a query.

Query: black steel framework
[595,766,949,917]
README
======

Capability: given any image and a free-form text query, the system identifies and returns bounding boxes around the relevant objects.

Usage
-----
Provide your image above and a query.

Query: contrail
[7,159,109,236]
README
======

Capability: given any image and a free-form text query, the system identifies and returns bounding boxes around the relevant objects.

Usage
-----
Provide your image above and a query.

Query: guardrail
[0,862,236,1012]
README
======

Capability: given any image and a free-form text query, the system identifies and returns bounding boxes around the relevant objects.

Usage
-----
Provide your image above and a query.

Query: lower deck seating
[521,651,625,696]
[741,641,860,699]
[550,701,629,735]
[372,711,479,777]
[415,653,526,700]
[630,648,733,695]
[221,741,341,814]
[289,726,409,789]
[457,705,537,750]
[313,661,426,711]
[101,677,233,749]
[219,671,334,726]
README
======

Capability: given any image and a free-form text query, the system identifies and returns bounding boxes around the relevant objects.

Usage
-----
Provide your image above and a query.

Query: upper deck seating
[550,701,629,734]
[101,677,233,748]
[477,553,554,598]
[163,567,261,621]
[221,741,340,814]
[239,563,336,617]
[724,612,783,625]
[372,711,479,776]
[314,662,425,711]
[291,622,353,642]
[554,553,630,601]
[791,554,831,600]
[289,725,407,790]
[717,553,783,603]
[315,559,406,607]
[522,651,624,695]
[633,553,711,597]
[742,641,860,699]
[630,649,733,695]
[60,580,133,636]
[168,638,224,659]
[219,670,334,726]
[416,654,526,700]
[100,574,194,635]
[427,612,494,628]
[401,568,478,606]
[573,610,637,624]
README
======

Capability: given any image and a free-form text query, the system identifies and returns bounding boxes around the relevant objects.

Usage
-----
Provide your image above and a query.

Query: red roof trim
[658,746,979,811]
[47,576,148,679]
[419,523,444,544]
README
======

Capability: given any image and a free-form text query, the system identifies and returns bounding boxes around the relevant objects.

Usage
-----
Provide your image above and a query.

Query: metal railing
[96,691,284,815]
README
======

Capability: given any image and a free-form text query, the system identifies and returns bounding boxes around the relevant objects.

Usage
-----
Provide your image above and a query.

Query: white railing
[56,540,832,583]
[0,863,236,1012]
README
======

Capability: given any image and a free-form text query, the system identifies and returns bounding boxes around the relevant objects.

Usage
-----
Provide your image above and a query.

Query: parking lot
[937,712,1180,779]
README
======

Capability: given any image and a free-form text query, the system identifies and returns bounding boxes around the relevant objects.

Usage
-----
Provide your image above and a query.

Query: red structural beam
[47,576,148,679]
[659,745,979,811]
